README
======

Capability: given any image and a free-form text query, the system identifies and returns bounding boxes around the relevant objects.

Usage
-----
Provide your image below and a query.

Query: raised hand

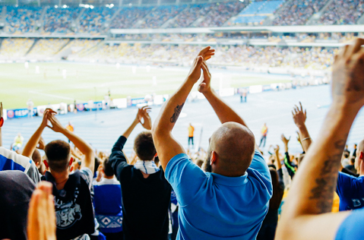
[138,106,152,130]
[332,38,364,110]
[47,114,65,133]
[292,102,307,128]
[274,145,280,154]
[187,47,215,84]
[27,182,56,240]
[281,134,290,145]
[41,108,56,128]
[198,60,212,94]
[37,136,46,150]
[197,46,215,61]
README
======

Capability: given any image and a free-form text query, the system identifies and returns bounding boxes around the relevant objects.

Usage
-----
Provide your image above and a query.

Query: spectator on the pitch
[13,132,24,152]
[22,109,96,239]
[94,158,123,240]
[188,123,194,147]
[276,38,364,240]
[108,106,172,240]
[153,47,272,239]
[259,123,268,148]
[353,143,358,157]
[258,145,285,240]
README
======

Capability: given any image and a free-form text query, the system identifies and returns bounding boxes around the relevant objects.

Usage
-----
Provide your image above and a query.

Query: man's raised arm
[276,39,364,240]
[198,63,248,128]
[47,114,95,173]
[22,109,55,158]
[153,47,215,170]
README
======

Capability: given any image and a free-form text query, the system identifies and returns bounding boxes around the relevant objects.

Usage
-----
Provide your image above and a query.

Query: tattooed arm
[276,39,364,240]
[153,47,215,170]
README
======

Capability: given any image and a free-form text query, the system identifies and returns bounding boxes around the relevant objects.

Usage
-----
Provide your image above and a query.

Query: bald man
[336,140,364,211]
[153,47,272,240]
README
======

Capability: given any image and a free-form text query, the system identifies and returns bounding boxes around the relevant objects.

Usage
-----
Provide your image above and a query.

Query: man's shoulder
[0,147,32,172]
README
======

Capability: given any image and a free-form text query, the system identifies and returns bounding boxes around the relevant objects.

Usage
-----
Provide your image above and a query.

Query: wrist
[203,88,214,97]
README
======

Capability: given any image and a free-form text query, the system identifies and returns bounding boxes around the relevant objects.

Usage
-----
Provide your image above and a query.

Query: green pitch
[0,62,292,109]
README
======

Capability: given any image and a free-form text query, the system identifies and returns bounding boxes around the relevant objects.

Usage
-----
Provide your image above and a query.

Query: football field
[0,62,293,109]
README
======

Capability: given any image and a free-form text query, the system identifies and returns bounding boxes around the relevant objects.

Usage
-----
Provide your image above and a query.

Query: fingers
[349,38,364,56]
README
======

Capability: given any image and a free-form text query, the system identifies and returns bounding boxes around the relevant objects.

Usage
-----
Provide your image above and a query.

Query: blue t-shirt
[335,208,364,239]
[94,178,123,233]
[165,151,272,240]
[336,172,364,211]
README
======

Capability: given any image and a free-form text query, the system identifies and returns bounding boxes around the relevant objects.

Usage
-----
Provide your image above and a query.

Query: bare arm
[276,39,364,240]
[201,88,248,128]
[153,47,215,170]
[293,102,312,152]
[274,145,282,170]
[48,114,95,173]
[22,109,55,158]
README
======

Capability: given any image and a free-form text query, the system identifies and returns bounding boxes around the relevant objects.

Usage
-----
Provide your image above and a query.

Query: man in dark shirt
[109,107,171,240]
[22,109,96,240]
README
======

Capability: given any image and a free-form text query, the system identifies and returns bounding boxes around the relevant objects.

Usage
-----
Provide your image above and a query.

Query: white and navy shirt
[93,178,123,233]
[0,147,40,184]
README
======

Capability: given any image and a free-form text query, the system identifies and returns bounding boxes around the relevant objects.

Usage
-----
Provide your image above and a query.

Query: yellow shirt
[188,126,195,137]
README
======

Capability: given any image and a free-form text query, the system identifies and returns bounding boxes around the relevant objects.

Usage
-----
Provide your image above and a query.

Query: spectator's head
[32,149,42,168]
[134,131,156,161]
[207,122,255,177]
[102,158,114,178]
[44,140,71,173]
[344,152,350,159]
[355,140,364,172]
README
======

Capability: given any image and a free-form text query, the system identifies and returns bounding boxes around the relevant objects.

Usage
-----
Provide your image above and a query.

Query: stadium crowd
[1,40,364,240]
[3,0,364,35]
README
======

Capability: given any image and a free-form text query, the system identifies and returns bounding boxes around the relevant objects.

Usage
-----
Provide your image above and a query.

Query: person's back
[109,107,171,240]
[152,49,272,240]
[0,171,35,240]
[165,150,271,239]
[336,172,364,210]
[94,158,123,239]
[21,111,96,240]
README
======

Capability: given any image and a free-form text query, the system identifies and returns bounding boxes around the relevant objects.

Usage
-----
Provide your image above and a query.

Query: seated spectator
[276,38,364,239]
[108,106,172,240]
[153,47,272,239]
[94,158,123,239]
[22,108,96,239]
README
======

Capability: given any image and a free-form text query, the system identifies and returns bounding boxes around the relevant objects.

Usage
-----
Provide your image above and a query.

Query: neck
[50,169,69,190]
[104,175,114,179]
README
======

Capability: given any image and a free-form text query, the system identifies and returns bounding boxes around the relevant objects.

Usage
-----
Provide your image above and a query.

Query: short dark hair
[344,152,350,159]
[103,158,114,177]
[134,131,156,161]
[45,140,71,173]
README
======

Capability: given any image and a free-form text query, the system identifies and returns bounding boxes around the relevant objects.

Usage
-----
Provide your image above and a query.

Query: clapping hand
[281,134,290,145]
[137,106,152,130]
[41,108,56,128]
[292,102,307,128]
[198,60,212,94]
[37,136,46,150]
[187,47,215,84]
[27,182,56,240]
[47,113,65,133]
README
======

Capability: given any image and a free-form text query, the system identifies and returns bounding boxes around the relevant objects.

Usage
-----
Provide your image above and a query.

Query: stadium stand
[43,7,82,33]
[136,5,185,28]
[228,0,283,26]
[316,0,364,25]
[5,6,42,34]
[27,38,69,59]
[272,0,329,26]
[78,7,118,34]
[109,6,153,29]
[0,38,34,60]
